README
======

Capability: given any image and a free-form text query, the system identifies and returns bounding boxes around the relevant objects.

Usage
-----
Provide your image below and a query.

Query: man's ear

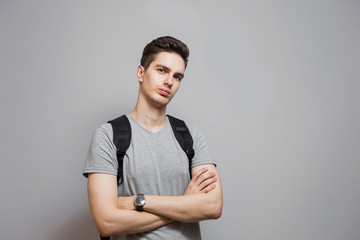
[136,65,145,83]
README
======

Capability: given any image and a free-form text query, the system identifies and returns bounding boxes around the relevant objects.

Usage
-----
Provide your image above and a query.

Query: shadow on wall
[46,209,98,240]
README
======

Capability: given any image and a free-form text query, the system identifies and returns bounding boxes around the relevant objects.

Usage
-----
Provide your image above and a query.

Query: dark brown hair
[140,36,189,71]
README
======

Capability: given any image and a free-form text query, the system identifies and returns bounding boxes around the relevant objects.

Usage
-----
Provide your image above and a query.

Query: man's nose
[164,74,173,87]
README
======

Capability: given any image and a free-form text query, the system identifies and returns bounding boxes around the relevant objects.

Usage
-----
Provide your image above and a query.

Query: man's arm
[87,167,218,236]
[87,173,172,236]
[144,164,223,222]
[117,164,223,222]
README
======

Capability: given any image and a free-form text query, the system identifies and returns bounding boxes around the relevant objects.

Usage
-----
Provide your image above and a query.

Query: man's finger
[201,184,216,193]
[191,167,208,182]
[194,171,215,186]
[199,176,217,191]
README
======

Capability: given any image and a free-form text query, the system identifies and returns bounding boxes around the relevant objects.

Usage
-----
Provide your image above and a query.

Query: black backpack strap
[167,115,195,179]
[108,115,132,185]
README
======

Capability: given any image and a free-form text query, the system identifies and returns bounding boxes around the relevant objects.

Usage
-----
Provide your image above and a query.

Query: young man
[83,36,223,239]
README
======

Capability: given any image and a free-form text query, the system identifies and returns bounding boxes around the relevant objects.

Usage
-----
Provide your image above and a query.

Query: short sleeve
[187,124,216,168]
[83,123,118,177]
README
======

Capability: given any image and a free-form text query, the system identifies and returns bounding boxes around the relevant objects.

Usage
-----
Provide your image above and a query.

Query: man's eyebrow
[155,64,184,78]
[155,64,170,71]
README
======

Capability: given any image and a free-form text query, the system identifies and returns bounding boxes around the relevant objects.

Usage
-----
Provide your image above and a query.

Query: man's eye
[158,69,164,73]
[174,75,182,81]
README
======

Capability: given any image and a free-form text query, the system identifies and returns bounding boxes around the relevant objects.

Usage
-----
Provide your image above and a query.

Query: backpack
[99,114,195,240]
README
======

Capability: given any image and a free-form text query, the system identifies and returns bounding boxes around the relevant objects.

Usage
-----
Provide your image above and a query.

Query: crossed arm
[87,164,223,236]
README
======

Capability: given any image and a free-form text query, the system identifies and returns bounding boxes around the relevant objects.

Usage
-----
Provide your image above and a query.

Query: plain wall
[1,0,359,239]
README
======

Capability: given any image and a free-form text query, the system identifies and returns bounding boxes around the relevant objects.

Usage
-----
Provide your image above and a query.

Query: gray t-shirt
[83,115,215,240]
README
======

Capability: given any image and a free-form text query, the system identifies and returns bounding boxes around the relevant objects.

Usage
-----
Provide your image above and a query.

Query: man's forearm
[97,208,173,236]
[88,173,173,237]
[143,192,222,222]
[118,189,222,222]
[118,193,221,223]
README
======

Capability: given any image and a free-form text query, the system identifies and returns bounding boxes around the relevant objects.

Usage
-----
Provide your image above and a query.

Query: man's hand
[184,167,217,195]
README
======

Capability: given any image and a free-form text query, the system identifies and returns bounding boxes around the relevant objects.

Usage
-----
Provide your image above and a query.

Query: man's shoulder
[89,122,114,144]
[95,122,112,134]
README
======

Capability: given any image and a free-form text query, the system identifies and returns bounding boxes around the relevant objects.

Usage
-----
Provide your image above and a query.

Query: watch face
[135,194,146,206]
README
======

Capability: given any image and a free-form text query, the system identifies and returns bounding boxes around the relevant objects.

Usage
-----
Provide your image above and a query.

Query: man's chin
[153,97,173,108]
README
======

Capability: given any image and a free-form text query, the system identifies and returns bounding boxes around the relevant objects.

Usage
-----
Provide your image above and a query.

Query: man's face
[137,51,185,108]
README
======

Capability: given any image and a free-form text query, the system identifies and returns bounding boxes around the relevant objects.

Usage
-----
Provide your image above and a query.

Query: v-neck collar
[127,114,169,136]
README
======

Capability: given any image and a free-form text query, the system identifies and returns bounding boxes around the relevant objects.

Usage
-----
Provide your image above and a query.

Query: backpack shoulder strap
[107,115,131,185]
[167,115,195,178]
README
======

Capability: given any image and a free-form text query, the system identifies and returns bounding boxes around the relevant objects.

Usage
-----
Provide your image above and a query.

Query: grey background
[1,0,359,239]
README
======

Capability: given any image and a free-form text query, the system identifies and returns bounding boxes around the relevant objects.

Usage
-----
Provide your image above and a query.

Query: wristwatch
[133,194,146,212]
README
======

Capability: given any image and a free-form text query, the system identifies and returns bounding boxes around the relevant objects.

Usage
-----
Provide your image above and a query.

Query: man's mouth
[159,88,171,97]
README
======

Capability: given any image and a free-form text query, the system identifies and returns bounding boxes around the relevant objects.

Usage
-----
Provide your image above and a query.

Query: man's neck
[130,103,167,134]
